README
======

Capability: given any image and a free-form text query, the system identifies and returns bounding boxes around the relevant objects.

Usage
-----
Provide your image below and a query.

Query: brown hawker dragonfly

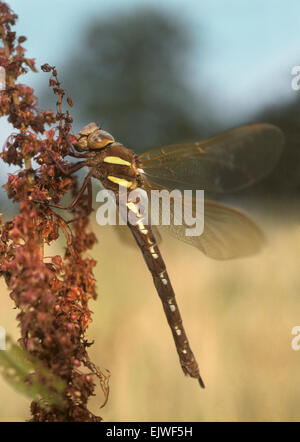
[49,122,284,388]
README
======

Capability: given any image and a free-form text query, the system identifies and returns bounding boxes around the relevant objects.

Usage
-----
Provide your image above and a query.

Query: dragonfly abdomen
[127,211,205,387]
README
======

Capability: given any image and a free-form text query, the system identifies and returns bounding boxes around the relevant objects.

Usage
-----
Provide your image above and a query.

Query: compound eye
[88,129,115,149]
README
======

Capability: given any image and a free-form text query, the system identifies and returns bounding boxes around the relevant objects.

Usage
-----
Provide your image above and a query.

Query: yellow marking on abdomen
[104,156,131,166]
[107,176,132,188]
[136,220,148,234]
[127,202,140,215]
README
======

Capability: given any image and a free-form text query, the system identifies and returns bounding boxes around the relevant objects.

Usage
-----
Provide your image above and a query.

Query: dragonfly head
[75,122,115,151]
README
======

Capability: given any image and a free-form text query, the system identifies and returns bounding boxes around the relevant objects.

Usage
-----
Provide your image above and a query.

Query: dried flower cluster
[0,2,108,421]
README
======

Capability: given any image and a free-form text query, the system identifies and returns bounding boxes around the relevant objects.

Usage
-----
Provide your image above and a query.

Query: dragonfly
[44,122,284,388]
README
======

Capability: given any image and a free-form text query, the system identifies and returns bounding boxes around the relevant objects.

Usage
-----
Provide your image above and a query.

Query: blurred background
[1,0,300,421]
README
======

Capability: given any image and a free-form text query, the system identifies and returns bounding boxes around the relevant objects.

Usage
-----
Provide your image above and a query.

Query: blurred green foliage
[0,336,67,411]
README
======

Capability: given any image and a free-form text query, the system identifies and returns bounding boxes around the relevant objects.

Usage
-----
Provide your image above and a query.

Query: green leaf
[0,335,67,410]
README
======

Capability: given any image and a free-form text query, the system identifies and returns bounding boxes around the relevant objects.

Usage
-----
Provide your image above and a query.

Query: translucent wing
[146,192,264,260]
[139,123,284,193]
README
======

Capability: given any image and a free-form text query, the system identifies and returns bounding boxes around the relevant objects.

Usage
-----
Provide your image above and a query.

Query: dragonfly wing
[139,123,284,193]
[147,192,264,260]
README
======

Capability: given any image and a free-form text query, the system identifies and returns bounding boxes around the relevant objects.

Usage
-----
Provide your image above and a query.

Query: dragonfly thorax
[93,142,142,192]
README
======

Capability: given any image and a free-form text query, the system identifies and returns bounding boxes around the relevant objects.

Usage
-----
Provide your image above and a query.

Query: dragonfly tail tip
[198,375,205,389]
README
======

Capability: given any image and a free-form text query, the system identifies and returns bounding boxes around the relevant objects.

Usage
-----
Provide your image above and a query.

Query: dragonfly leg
[34,168,96,217]
[66,167,95,210]
[66,178,93,224]
[45,148,89,176]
